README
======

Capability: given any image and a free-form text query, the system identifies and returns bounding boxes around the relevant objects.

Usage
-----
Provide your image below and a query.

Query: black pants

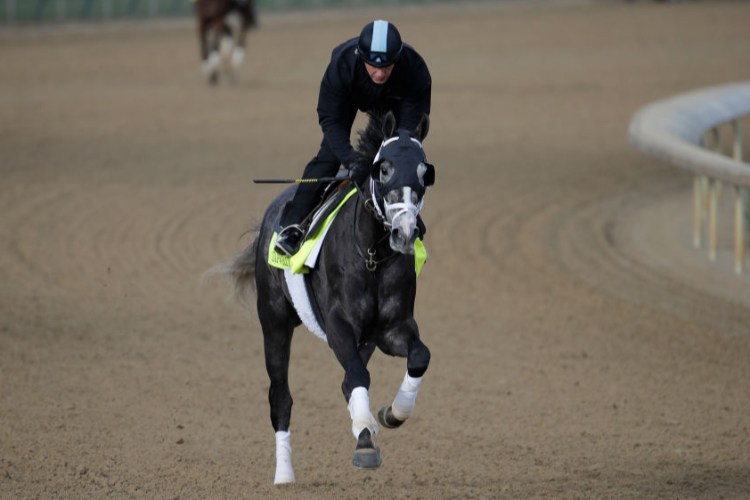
[279,139,341,228]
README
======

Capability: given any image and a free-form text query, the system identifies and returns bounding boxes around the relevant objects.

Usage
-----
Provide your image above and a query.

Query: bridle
[351,134,428,272]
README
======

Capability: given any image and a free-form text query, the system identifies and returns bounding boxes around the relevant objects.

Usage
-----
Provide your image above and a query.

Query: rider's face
[364,63,395,85]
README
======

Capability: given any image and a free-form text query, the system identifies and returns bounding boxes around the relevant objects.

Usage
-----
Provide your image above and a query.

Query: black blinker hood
[370,129,434,198]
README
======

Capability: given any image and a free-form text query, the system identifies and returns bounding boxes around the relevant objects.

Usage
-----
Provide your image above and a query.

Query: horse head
[368,111,435,255]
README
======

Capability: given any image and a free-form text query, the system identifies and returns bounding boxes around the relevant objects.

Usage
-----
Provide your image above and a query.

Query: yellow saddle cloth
[268,189,427,276]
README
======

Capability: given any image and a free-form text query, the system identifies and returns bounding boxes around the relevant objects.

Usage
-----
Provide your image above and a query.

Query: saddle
[303,179,355,240]
[270,180,357,272]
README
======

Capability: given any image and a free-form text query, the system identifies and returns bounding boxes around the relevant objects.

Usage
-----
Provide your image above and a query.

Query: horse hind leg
[264,319,296,484]
[378,338,430,429]
[257,278,298,484]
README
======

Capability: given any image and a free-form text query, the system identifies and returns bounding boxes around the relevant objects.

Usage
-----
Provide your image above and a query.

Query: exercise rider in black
[274,19,432,256]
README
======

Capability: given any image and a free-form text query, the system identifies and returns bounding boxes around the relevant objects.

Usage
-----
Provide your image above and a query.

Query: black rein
[351,192,398,272]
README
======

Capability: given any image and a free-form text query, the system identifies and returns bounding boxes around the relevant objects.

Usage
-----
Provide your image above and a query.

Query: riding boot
[275,200,313,255]
[275,141,343,255]
[275,225,304,256]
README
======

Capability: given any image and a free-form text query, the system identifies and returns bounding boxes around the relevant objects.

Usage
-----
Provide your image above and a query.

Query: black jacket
[317,38,432,168]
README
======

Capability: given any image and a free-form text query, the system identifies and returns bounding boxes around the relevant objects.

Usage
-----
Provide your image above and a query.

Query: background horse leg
[201,20,222,84]
[218,22,234,62]
[378,333,431,429]
[257,276,298,484]
[231,0,254,69]
[197,18,212,74]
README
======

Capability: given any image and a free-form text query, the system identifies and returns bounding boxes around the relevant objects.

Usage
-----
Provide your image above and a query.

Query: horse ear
[414,114,430,142]
[382,111,397,138]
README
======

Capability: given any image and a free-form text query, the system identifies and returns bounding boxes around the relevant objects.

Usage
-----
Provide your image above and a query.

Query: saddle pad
[268,188,428,276]
[268,188,358,274]
[284,268,327,343]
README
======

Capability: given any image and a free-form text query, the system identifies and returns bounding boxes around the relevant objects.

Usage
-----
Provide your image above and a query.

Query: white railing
[628,81,750,274]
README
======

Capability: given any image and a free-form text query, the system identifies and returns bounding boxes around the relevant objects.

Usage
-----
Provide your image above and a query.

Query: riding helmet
[357,20,403,68]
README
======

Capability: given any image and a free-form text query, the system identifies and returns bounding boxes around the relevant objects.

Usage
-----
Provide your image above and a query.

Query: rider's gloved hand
[347,162,369,184]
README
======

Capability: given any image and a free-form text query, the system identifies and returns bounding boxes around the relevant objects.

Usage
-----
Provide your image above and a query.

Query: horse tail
[204,230,259,309]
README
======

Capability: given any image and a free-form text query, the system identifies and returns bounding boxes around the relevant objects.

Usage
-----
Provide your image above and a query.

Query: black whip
[253,177,340,184]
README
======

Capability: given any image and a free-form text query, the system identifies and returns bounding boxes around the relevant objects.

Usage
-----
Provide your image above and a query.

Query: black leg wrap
[378,405,405,429]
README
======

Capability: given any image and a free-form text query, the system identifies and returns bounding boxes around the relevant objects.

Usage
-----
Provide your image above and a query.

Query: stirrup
[274,225,304,256]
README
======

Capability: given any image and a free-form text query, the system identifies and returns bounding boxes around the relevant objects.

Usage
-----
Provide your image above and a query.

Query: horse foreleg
[378,336,431,429]
[328,309,381,469]
[340,342,376,402]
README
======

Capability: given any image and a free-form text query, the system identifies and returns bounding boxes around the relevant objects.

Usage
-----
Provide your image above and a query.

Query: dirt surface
[2,1,750,498]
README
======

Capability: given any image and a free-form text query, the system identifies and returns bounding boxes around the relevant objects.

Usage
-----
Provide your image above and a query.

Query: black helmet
[357,20,403,68]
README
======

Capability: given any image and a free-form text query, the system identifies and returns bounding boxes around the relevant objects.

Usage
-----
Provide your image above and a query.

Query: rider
[274,19,432,256]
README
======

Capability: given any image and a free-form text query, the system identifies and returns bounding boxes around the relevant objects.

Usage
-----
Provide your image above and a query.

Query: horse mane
[354,109,388,167]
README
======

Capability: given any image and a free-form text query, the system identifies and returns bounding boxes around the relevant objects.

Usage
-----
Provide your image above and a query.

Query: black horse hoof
[377,405,405,429]
[351,429,381,469]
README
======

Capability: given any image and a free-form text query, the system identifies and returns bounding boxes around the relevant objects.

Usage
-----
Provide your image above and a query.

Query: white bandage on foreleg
[202,51,221,75]
[220,36,235,58]
[274,431,295,485]
[231,47,245,67]
[391,372,422,421]
[348,387,378,438]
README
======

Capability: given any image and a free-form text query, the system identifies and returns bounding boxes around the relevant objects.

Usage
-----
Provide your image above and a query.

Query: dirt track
[2,1,750,498]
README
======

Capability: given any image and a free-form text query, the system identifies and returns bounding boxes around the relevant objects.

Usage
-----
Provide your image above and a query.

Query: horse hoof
[351,429,381,469]
[378,405,405,429]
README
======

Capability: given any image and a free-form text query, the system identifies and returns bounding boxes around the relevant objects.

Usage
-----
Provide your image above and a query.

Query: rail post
[733,119,745,274]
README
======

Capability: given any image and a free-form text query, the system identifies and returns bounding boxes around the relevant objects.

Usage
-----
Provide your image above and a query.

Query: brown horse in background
[194,0,257,84]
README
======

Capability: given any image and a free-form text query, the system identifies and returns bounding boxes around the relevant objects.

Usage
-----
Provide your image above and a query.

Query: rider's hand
[348,162,369,184]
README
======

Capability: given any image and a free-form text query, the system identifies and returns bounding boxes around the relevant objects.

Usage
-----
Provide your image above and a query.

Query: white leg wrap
[391,373,422,421]
[348,387,378,438]
[220,36,234,57]
[274,431,295,485]
[202,51,221,75]
[231,47,245,67]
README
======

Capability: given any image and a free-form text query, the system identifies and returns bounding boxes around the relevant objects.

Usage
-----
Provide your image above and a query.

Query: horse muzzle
[389,211,418,255]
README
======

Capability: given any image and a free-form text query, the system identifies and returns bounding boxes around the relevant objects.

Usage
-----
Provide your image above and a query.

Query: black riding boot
[275,142,341,255]
[275,199,314,256]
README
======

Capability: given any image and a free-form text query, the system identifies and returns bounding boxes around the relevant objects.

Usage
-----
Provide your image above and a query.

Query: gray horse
[215,110,434,484]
